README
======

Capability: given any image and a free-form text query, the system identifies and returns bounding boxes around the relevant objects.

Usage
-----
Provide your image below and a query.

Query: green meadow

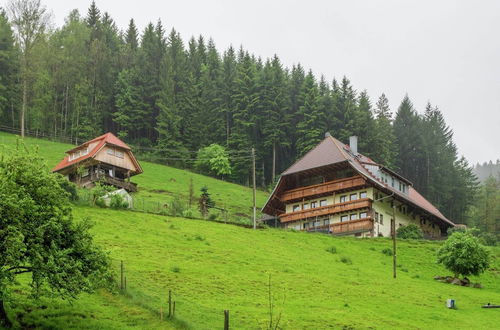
[1,132,500,329]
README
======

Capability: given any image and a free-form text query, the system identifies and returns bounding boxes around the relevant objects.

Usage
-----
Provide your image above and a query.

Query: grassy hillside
[2,132,500,329]
[0,131,268,219]
[7,206,500,329]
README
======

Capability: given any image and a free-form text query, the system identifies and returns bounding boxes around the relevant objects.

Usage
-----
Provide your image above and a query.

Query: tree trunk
[0,299,11,328]
[272,142,276,184]
[21,77,27,137]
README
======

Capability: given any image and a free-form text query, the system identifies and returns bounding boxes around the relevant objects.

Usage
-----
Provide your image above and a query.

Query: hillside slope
[0,131,268,219]
[8,206,500,329]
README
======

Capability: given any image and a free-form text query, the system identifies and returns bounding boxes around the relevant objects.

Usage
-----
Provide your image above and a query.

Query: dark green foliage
[0,2,478,227]
[198,186,214,218]
[339,256,352,265]
[56,175,79,201]
[437,232,490,278]
[0,146,111,326]
[396,224,424,239]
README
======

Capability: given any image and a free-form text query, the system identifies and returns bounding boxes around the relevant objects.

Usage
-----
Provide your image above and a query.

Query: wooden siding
[303,217,374,235]
[94,146,137,171]
[280,198,371,223]
[280,176,366,202]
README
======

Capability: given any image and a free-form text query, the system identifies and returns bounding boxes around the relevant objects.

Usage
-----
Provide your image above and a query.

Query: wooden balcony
[304,217,374,236]
[79,173,138,192]
[280,176,367,203]
[280,198,371,223]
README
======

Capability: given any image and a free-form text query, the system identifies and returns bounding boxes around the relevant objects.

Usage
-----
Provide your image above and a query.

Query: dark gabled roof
[263,135,455,227]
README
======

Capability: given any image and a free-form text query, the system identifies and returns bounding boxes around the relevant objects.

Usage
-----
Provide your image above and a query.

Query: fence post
[120,260,124,291]
[224,310,229,330]
[173,301,176,316]
[168,289,172,318]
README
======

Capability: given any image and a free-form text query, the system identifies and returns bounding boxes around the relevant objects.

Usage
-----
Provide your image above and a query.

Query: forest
[0,1,495,233]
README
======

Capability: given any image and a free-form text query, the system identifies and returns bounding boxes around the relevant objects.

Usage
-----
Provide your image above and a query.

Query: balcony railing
[80,173,138,192]
[280,198,371,223]
[303,217,374,235]
[280,176,367,202]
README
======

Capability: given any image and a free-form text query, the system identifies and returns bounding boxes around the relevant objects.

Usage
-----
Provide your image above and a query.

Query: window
[350,213,358,220]
[391,177,395,187]
[303,223,309,229]
[115,151,124,159]
[310,201,317,208]
[359,212,367,219]
[107,148,115,155]
[375,212,379,222]
[340,195,347,203]
[360,191,367,199]
[82,168,89,177]
[350,193,358,201]
[341,215,348,222]
[293,205,301,212]
[303,203,310,210]
[314,221,321,227]
[380,214,384,225]
[319,199,327,207]
[324,219,330,226]
[81,147,88,156]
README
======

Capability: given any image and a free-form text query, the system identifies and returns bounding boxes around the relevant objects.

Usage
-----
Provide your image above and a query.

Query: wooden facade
[52,133,143,192]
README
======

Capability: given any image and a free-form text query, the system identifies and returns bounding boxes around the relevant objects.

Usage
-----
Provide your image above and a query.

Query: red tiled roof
[52,132,134,173]
[264,135,455,227]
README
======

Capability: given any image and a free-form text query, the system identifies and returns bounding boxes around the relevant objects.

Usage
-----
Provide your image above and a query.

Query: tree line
[0,1,484,226]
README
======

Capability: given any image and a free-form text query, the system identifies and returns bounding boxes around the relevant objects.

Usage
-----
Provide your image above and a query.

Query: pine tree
[371,93,397,168]
[0,9,18,128]
[296,70,324,156]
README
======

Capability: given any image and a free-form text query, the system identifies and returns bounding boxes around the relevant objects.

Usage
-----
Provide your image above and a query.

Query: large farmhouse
[262,133,455,238]
[52,133,143,192]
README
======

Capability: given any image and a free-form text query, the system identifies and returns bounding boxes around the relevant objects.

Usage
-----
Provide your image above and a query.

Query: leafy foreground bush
[397,224,424,239]
[0,146,111,327]
[437,232,490,279]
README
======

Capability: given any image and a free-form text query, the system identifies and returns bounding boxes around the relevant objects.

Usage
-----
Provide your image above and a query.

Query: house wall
[281,186,442,238]
[371,189,441,238]
[94,146,137,171]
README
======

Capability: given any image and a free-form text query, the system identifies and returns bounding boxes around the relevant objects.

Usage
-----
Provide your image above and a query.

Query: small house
[52,133,143,192]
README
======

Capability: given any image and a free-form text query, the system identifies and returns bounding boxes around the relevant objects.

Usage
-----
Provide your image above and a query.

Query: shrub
[56,175,79,201]
[171,266,181,273]
[95,197,107,208]
[437,232,490,278]
[396,224,424,239]
[381,248,393,256]
[182,209,195,219]
[478,233,497,246]
[168,195,185,217]
[326,246,337,254]
[208,213,218,221]
[110,194,128,209]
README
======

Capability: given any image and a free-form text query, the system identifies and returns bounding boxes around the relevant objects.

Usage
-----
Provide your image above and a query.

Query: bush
[382,248,393,256]
[396,224,424,239]
[208,213,218,221]
[437,232,490,278]
[478,233,497,246]
[110,194,129,209]
[95,197,107,208]
[168,195,185,217]
[182,209,195,219]
[56,175,79,202]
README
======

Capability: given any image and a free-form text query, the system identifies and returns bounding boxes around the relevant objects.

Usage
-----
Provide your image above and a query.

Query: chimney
[325,132,331,138]
[349,136,358,155]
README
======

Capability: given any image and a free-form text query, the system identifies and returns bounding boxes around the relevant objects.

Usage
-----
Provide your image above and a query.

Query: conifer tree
[371,93,397,168]
[296,70,324,156]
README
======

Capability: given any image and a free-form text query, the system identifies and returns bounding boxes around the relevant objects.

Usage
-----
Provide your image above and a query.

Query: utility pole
[392,200,397,279]
[252,147,256,230]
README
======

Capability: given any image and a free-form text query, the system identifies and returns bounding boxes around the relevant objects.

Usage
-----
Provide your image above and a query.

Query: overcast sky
[30,0,500,164]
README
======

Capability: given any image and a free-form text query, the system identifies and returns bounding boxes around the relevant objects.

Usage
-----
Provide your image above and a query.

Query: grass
[7,206,500,329]
[2,132,500,329]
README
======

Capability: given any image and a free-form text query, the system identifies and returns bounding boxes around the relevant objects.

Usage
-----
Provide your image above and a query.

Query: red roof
[263,135,455,227]
[52,133,135,173]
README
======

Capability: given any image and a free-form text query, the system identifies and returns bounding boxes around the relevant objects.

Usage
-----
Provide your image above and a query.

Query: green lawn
[8,206,500,329]
[2,132,500,329]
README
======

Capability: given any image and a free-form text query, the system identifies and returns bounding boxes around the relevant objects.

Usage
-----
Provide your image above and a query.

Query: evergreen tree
[371,93,397,168]
[296,70,323,156]
[0,9,18,128]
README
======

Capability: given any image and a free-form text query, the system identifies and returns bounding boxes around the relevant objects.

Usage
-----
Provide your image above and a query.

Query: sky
[24,0,500,164]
